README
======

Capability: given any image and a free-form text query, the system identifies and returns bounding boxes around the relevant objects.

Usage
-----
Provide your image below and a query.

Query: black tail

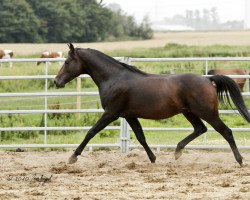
[209,75,250,123]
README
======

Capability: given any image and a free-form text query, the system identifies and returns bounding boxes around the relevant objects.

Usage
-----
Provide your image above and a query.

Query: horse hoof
[68,155,78,164]
[240,163,244,167]
[239,158,245,167]
[150,155,156,163]
[175,150,182,160]
[237,156,244,167]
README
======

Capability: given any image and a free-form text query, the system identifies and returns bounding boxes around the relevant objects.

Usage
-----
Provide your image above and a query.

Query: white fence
[0,57,250,151]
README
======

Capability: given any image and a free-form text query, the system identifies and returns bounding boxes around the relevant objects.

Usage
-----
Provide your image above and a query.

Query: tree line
[0,0,153,43]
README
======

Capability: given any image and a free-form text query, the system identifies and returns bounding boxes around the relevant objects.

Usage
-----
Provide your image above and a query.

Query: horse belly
[122,105,182,119]
[124,91,183,119]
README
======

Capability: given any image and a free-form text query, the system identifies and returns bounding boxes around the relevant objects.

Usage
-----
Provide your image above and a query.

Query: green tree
[0,0,153,43]
[27,0,114,42]
[0,0,42,42]
[27,0,73,42]
[75,0,114,42]
[137,16,153,39]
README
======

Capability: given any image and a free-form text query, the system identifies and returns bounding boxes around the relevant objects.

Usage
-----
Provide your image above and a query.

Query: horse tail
[209,74,250,123]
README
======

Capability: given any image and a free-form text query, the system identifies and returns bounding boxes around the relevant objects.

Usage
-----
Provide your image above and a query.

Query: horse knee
[225,129,235,142]
[218,126,236,144]
[196,125,207,135]
[226,128,232,135]
[85,131,96,141]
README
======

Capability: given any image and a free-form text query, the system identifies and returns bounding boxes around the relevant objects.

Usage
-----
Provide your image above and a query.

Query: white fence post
[247,69,250,92]
[203,60,209,145]
[120,57,130,153]
[120,118,130,153]
[76,77,81,118]
[44,62,48,144]
[205,60,209,75]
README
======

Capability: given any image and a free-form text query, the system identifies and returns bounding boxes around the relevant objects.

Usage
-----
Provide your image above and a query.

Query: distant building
[152,24,194,31]
[244,0,250,29]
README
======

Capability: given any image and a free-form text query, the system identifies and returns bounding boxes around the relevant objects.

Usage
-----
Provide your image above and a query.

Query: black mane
[86,48,147,75]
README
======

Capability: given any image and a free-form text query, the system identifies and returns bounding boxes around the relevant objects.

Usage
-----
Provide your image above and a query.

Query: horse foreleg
[68,112,118,164]
[175,112,207,160]
[126,117,156,163]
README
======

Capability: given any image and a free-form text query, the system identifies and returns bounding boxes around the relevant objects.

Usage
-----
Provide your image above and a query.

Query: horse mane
[81,48,147,75]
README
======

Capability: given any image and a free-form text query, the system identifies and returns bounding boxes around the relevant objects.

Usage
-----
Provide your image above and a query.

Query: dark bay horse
[54,44,250,166]
[208,68,247,92]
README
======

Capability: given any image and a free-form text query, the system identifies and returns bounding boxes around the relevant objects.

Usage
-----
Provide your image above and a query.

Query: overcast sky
[103,0,245,23]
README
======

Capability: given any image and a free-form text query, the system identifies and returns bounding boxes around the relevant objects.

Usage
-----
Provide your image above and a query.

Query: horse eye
[65,61,69,65]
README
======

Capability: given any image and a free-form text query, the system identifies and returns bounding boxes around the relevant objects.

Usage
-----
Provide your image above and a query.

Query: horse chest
[99,88,127,109]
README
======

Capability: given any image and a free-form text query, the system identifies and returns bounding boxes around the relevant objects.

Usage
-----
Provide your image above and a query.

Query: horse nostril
[54,80,59,87]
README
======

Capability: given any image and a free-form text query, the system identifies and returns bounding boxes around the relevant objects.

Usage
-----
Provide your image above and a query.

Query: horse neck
[88,63,132,87]
[84,57,135,87]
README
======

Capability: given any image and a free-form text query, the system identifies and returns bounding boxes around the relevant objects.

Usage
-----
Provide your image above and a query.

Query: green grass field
[1,44,250,148]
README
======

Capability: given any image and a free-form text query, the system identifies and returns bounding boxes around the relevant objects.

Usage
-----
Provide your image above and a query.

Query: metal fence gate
[0,57,250,151]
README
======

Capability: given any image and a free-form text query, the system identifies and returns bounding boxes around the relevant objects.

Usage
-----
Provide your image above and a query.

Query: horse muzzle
[54,79,65,88]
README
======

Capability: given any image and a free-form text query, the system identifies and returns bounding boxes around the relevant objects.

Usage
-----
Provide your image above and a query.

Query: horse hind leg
[175,112,207,160]
[209,117,243,166]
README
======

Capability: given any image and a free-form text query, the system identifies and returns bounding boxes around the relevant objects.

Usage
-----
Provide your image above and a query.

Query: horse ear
[67,43,75,54]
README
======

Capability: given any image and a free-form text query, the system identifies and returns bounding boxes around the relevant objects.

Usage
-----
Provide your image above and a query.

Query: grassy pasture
[1,40,250,148]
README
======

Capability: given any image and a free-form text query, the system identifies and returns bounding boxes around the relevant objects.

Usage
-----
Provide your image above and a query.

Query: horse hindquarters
[206,75,250,165]
[178,75,245,165]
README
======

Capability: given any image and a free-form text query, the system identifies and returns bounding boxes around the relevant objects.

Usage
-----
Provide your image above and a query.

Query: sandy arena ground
[0,149,249,200]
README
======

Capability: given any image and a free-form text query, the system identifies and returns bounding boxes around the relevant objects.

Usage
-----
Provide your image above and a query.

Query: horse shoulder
[100,80,128,99]
[99,83,129,113]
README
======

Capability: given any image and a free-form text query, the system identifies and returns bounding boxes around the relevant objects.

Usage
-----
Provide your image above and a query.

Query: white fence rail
[0,57,250,151]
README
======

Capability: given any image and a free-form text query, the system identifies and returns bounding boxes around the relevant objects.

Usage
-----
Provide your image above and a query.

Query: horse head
[54,43,84,88]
